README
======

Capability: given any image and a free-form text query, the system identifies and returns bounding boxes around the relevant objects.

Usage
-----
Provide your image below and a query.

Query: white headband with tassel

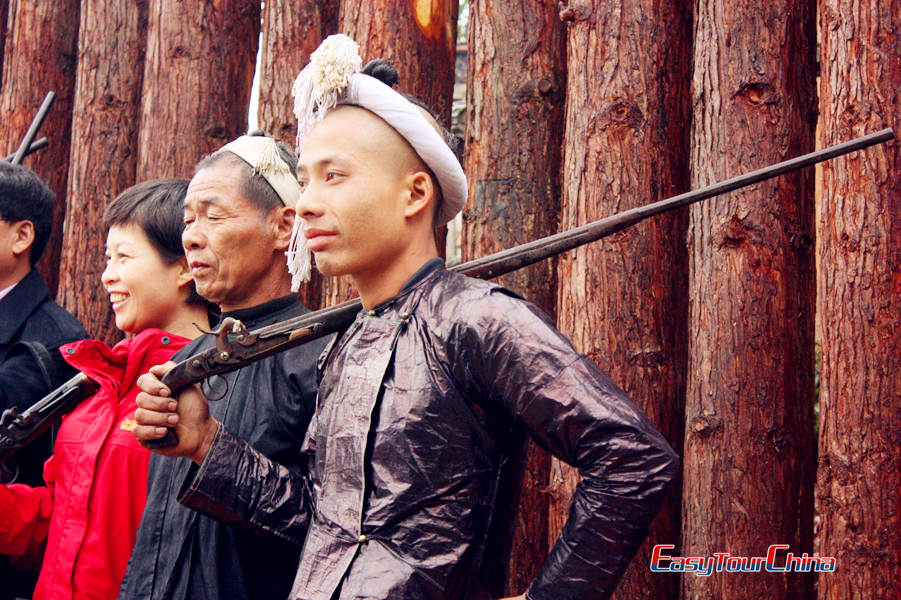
[220,135,311,291]
[287,34,467,291]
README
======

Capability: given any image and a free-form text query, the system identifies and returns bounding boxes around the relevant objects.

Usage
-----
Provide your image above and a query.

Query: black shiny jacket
[119,296,329,600]
[182,268,679,600]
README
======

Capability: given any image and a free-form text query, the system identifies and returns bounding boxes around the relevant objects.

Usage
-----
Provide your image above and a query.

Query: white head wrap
[286,34,467,291]
[220,135,311,291]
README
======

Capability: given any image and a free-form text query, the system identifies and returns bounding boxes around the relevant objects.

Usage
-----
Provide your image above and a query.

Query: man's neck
[0,261,31,292]
[354,249,440,310]
[218,271,293,313]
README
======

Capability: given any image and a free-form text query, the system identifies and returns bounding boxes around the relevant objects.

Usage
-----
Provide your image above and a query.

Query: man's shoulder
[422,269,537,323]
[33,297,89,340]
[11,296,88,349]
[0,270,87,345]
[417,269,567,350]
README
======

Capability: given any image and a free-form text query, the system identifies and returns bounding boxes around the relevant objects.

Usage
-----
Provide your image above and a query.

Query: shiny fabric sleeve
[178,424,312,545]
[458,290,679,600]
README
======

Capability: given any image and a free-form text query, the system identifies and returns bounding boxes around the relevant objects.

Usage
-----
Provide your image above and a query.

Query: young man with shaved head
[134,37,678,600]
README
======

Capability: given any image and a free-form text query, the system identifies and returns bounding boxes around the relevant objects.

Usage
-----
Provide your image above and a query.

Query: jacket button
[161,336,170,345]
[358,534,367,543]
[65,348,75,354]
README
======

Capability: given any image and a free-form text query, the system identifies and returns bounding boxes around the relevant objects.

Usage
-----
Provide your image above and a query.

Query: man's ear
[404,171,435,219]
[271,205,296,251]
[174,256,193,289]
[11,221,35,257]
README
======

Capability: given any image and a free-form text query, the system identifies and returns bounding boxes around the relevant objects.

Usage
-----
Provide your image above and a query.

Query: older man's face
[182,163,290,311]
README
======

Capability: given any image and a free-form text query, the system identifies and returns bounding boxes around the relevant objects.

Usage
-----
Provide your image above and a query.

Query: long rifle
[0,373,99,483]
[0,129,890,453]
[142,127,893,448]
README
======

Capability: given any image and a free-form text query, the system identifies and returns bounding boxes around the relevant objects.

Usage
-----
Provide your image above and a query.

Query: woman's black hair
[102,178,212,307]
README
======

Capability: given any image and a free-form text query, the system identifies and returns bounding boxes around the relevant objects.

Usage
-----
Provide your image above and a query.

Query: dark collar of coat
[0,268,50,345]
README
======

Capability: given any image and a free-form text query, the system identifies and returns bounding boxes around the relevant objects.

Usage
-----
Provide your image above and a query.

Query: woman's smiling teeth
[109,292,128,305]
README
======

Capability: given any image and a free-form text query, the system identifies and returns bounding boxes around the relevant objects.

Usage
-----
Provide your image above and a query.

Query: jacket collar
[367,261,446,318]
[221,294,300,328]
[0,269,50,344]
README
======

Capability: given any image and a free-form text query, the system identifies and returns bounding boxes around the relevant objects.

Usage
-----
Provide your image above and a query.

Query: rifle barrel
[4,137,48,162]
[11,92,56,165]
[456,128,895,280]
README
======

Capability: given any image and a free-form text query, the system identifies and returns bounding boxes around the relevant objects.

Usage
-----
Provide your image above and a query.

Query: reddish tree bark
[340,0,457,122]
[462,0,566,595]
[816,1,901,598]
[56,0,148,344]
[0,1,8,82]
[259,0,338,145]
[681,2,816,599]
[0,0,79,295]
[258,0,339,311]
[136,0,260,180]
[325,0,458,307]
[552,2,692,599]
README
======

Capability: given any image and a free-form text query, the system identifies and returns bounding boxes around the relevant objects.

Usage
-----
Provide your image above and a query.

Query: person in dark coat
[134,37,679,600]
[117,135,329,600]
[0,161,88,599]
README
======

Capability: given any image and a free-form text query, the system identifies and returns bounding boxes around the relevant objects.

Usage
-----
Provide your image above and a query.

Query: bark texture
[0,1,8,82]
[340,0,457,122]
[136,0,259,180]
[816,1,901,598]
[258,0,338,145]
[552,2,692,599]
[325,0,458,307]
[57,0,148,344]
[0,0,79,295]
[462,0,566,595]
[682,2,817,599]
[258,0,339,311]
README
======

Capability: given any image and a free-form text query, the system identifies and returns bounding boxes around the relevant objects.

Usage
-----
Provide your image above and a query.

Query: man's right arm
[133,363,312,544]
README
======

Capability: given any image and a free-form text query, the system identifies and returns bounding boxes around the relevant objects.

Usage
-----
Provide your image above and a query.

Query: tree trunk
[682,2,816,599]
[326,0,458,307]
[340,0,457,122]
[816,1,901,598]
[258,0,339,311]
[136,0,260,180]
[0,0,80,296]
[552,2,692,599]
[56,0,148,344]
[259,0,337,145]
[0,1,8,84]
[462,0,566,595]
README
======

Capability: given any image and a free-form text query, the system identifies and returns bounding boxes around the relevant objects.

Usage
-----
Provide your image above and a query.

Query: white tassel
[252,139,289,178]
[293,34,362,144]
[286,215,312,292]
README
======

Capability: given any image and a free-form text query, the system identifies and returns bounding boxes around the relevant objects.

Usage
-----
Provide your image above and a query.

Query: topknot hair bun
[362,58,399,88]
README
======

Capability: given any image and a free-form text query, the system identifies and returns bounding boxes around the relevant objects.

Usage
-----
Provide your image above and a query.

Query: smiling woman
[0,179,212,600]
[102,180,212,338]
